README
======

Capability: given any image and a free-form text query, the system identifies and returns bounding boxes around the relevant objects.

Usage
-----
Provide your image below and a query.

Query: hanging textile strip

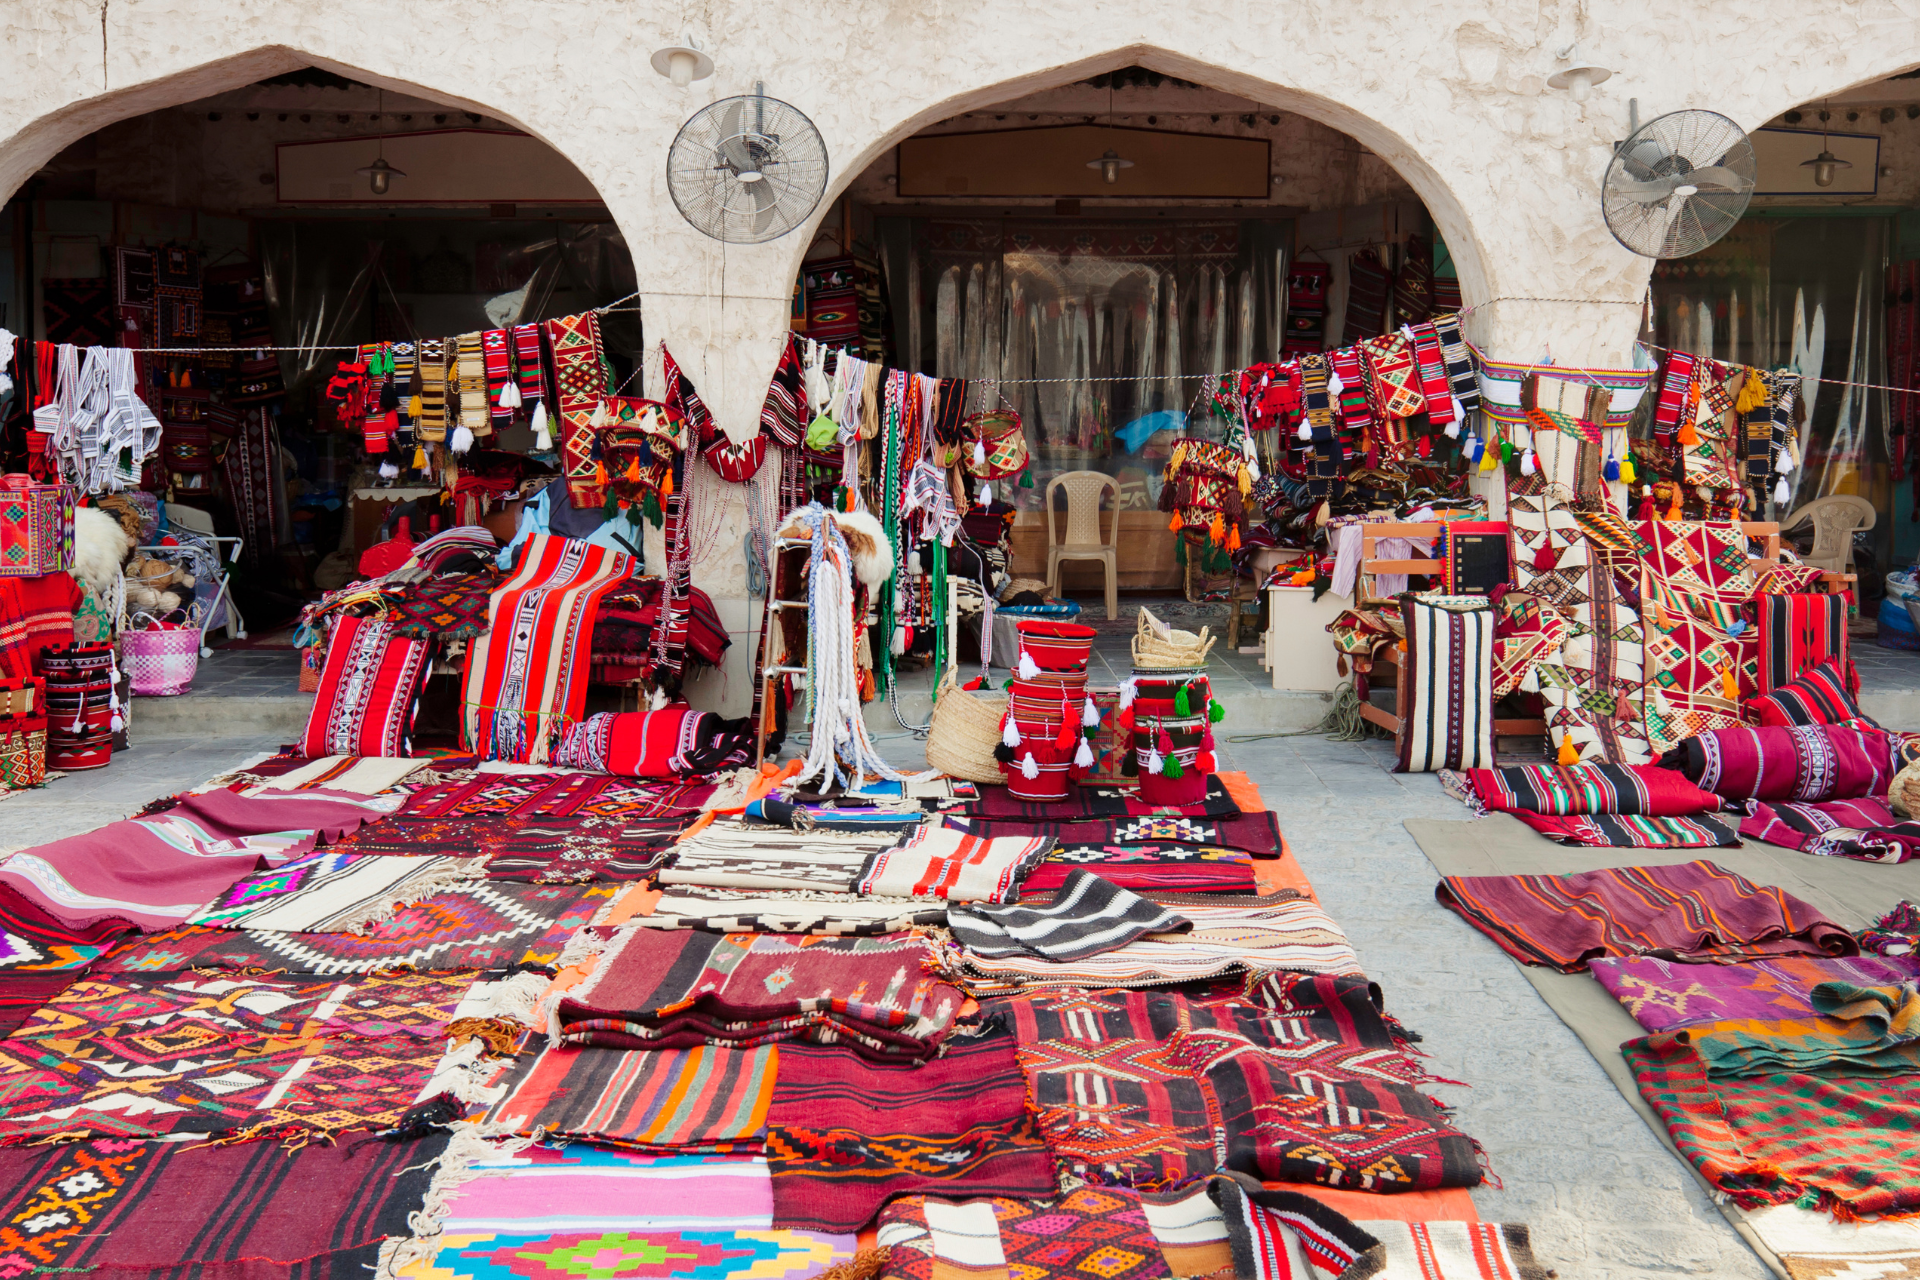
[1409,322,1455,432]
[220,406,279,568]
[153,244,202,343]
[761,335,806,447]
[415,339,447,442]
[455,332,489,440]
[663,346,714,445]
[362,344,395,454]
[931,378,970,449]
[1698,360,1736,419]
[546,312,613,509]
[1358,333,1426,419]
[387,342,415,430]
[483,329,514,432]
[511,322,549,410]
[1326,347,1372,435]
[1430,313,1481,416]
[1652,350,1698,447]
[1526,405,1600,444]
[1477,356,1653,436]
[652,481,692,680]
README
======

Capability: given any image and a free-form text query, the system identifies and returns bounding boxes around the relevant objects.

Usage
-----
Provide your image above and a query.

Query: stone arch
[0,47,589,209]
[1742,57,1920,133]
[787,44,1496,314]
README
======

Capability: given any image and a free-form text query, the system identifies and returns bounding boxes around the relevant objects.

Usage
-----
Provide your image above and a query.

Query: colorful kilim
[417,338,448,442]
[1507,481,1651,764]
[483,328,514,431]
[0,883,132,972]
[299,613,432,758]
[95,882,615,975]
[0,970,469,1142]
[0,1132,445,1278]
[456,331,490,438]
[1458,762,1721,816]
[1625,1032,1920,1217]
[185,850,479,931]
[766,1030,1056,1233]
[411,1228,855,1280]
[1638,519,1758,753]
[1395,595,1494,773]
[1748,660,1873,730]
[1594,953,1920,1034]
[961,776,1241,820]
[390,574,499,640]
[1509,811,1741,849]
[876,1188,1175,1280]
[853,826,1054,902]
[483,1037,776,1150]
[1358,332,1426,420]
[1021,844,1258,896]
[461,533,633,764]
[1663,723,1898,804]
[1436,860,1856,973]
[544,312,613,508]
[1491,589,1569,697]
[219,407,281,568]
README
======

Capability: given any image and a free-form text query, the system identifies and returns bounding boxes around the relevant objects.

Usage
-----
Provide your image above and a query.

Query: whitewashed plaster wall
[2,0,1917,712]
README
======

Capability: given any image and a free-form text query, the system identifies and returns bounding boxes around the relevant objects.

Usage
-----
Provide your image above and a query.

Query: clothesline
[67,292,649,357]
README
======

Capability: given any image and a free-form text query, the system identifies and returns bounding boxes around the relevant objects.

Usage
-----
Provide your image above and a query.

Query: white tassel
[973,441,987,468]
[1327,369,1344,396]
[590,399,611,428]
[532,401,552,450]
[978,482,993,506]
[1774,476,1791,505]
[1145,745,1164,775]
[1082,696,1099,727]
[1074,737,1094,769]
[450,425,475,454]
[649,687,670,711]
[1020,751,1039,780]
[890,626,907,656]
[1118,678,1137,710]
[1296,419,1312,442]
[1774,449,1793,475]
[1003,718,1022,748]
[1520,448,1537,476]
[1017,652,1040,681]
[906,550,922,575]
[499,380,522,409]
[1452,395,1469,428]
[378,460,400,480]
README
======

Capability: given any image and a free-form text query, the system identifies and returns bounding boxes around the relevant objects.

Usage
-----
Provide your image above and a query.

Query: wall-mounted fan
[667,87,829,244]
[1602,109,1756,259]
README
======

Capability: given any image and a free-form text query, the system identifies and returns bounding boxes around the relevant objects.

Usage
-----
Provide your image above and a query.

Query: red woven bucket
[1015,620,1097,673]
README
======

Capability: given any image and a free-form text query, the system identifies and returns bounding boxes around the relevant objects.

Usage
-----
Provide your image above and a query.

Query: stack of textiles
[1445,761,1736,848]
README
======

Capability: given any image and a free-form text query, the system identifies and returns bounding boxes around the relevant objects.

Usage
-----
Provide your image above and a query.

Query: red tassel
[1533,543,1557,572]
[1055,717,1075,750]
[1196,750,1216,773]
[1118,707,1135,732]
[1636,495,1656,520]
[1416,434,1432,459]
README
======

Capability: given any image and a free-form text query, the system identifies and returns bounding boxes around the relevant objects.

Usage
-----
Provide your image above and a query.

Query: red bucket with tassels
[1014,620,1097,674]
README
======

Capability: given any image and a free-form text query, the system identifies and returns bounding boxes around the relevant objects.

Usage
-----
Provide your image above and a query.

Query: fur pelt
[73,506,132,598]
[828,508,893,588]
[775,508,895,589]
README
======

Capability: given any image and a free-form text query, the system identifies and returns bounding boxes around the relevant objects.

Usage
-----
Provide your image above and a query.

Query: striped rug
[482,1036,775,1150]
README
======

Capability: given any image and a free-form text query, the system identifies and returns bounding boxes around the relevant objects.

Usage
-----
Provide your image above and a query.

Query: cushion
[297,615,431,758]
[1661,722,1898,803]
[1745,659,1875,729]
[1396,595,1494,774]
[1754,593,1850,694]
[1460,763,1721,816]
[551,707,750,777]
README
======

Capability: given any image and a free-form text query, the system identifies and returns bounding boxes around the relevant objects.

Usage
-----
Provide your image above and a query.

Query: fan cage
[667,95,830,245]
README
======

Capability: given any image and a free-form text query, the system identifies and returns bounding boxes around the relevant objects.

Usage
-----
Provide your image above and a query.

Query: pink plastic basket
[122,621,200,697]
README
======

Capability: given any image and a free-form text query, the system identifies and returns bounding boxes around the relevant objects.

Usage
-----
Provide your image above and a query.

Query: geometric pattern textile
[876,1189,1173,1280]
[94,882,615,975]
[1747,660,1877,730]
[389,575,499,640]
[1756,593,1850,695]
[1593,954,1920,1035]
[406,1229,855,1280]
[544,312,613,509]
[186,851,480,932]
[298,613,432,758]
[766,1030,1057,1233]
[1507,484,1650,764]
[482,1037,776,1151]
[0,1132,446,1279]
[1638,519,1759,753]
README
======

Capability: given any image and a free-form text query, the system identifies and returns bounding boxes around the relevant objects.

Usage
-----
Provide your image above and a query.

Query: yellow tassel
[1478,443,1498,472]
[1735,370,1767,414]
[409,395,423,418]
[1720,666,1739,702]
[411,446,427,470]
[1169,442,1187,474]
[1678,419,1698,447]
[1620,455,1636,484]
[1169,511,1184,533]
[1237,467,1252,498]
[1556,734,1580,766]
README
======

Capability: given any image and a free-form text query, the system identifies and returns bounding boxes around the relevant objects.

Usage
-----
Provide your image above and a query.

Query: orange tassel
[1210,512,1225,545]
[595,461,608,485]
[1169,511,1184,533]
[1227,524,1242,552]
[624,457,641,482]
[1678,419,1699,447]
[661,471,674,499]
[1556,734,1580,766]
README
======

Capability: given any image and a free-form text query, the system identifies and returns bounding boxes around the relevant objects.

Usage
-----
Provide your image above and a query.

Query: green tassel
[1209,699,1225,723]
[1019,469,1035,488]
[642,492,662,525]
[1174,685,1191,716]
[1499,439,1514,464]
[1162,754,1184,779]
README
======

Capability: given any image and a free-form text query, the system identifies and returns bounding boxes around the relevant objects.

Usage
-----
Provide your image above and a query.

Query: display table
[1264,584,1347,691]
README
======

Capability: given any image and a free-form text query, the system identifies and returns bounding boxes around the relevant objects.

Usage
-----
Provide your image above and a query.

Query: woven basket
[0,719,46,789]
[926,672,1010,784]
[1131,608,1216,669]
[1893,759,1920,818]
[122,621,200,697]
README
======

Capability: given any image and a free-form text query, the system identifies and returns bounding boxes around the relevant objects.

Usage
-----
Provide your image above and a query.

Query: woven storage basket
[1131,608,1216,669]
[926,671,1011,784]
[122,615,200,697]
[0,718,46,789]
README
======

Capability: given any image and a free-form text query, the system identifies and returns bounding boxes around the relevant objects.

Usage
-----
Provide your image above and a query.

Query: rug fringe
[342,858,490,936]
[375,1121,538,1280]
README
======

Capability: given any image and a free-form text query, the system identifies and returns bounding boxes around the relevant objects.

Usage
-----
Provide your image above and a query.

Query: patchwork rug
[462,533,633,764]
[483,1037,776,1150]
[766,1029,1056,1234]
[0,1131,446,1278]
[0,787,402,932]
[1506,484,1651,764]
[95,882,615,974]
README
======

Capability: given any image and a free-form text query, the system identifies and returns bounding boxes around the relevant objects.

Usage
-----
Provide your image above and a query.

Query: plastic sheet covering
[878,217,1289,511]
[1650,216,1890,559]
[256,218,642,427]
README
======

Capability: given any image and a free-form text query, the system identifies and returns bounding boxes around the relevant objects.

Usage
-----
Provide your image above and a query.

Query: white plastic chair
[1044,471,1120,620]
